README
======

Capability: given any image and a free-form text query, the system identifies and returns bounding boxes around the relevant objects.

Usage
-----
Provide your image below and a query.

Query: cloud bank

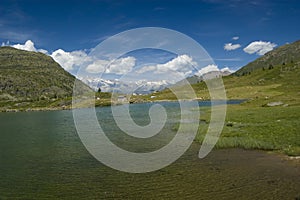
[86,56,136,74]
[243,41,277,55]
[7,40,136,74]
[51,49,91,71]
[136,54,197,78]
[5,40,235,80]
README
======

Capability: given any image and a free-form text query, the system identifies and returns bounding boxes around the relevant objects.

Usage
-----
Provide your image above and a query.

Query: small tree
[97,88,101,93]
[268,64,274,70]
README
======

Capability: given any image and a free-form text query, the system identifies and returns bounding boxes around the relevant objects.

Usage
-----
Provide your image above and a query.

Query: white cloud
[136,65,157,74]
[136,54,197,78]
[86,60,108,73]
[195,64,219,76]
[224,43,241,51]
[51,49,91,71]
[220,67,235,73]
[10,40,48,54]
[106,57,136,75]
[157,54,197,73]
[38,49,49,54]
[232,36,239,40]
[12,40,36,52]
[86,56,136,74]
[243,41,277,55]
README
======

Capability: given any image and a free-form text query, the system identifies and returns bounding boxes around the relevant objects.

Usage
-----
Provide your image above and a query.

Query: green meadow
[151,60,300,156]
[196,104,300,156]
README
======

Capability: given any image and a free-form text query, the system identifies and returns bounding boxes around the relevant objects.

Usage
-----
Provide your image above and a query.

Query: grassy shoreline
[195,103,300,156]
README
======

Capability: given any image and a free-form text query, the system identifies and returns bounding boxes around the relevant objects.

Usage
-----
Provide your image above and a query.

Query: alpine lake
[0,101,299,199]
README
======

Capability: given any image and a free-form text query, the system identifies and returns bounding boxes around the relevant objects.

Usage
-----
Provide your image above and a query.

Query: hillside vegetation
[140,40,300,156]
[0,47,90,111]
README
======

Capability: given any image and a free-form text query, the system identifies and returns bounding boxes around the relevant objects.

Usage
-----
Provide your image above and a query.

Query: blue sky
[1,0,300,76]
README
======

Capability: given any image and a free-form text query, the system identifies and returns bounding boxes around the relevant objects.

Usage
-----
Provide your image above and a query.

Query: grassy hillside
[235,40,300,76]
[224,61,299,105]
[134,41,300,156]
[0,47,91,111]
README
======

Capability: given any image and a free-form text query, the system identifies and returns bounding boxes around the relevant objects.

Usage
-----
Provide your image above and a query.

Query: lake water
[0,101,299,199]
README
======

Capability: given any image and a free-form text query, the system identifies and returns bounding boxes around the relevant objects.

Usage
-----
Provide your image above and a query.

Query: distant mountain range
[79,77,171,94]
[79,68,233,94]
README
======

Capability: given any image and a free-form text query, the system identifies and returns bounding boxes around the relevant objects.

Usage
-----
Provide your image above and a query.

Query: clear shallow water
[96,101,182,152]
[0,101,299,199]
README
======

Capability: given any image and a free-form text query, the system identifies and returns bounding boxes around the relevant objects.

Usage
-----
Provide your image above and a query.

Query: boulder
[266,101,284,107]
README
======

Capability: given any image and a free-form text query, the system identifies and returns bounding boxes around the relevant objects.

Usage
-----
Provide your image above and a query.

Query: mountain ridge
[235,40,300,76]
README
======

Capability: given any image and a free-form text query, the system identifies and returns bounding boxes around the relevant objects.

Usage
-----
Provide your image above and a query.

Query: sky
[1,0,300,82]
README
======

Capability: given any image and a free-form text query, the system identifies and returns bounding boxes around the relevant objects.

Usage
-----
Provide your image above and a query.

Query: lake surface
[0,101,299,199]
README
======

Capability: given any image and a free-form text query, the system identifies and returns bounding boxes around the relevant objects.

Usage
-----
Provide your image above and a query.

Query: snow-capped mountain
[78,77,171,94]
[78,67,233,94]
